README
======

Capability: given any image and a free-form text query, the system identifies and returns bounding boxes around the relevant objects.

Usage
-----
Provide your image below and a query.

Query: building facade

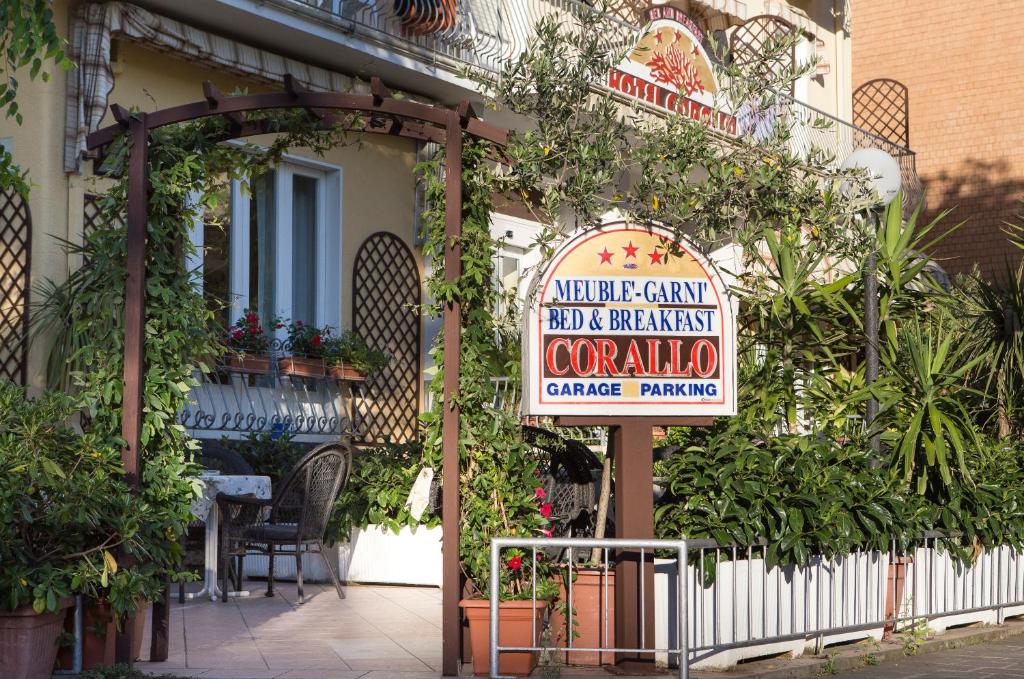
[0,0,916,443]
[851,0,1024,281]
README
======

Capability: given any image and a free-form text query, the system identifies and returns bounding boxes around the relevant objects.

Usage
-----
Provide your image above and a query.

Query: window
[192,159,342,333]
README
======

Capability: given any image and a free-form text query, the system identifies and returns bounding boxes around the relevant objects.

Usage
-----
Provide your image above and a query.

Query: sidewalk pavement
[833,630,1024,678]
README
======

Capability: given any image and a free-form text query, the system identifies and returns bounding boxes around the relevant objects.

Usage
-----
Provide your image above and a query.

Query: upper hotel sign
[524,222,737,417]
[607,5,736,134]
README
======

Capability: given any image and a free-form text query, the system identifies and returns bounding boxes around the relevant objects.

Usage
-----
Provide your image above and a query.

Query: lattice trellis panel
[853,78,910,148]
[0,187,31,385]
[353,232,421,443]
[730,15,797,94]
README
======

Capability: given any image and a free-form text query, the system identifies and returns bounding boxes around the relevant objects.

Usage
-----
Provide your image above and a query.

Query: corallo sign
[523,222,737,417]
[607,5,736,134]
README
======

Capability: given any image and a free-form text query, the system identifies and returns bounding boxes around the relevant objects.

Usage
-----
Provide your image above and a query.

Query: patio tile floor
[135,580,443,679]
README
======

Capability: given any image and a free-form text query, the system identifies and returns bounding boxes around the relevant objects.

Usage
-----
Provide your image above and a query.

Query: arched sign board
[607,5,737,134]
[523,222,737,418]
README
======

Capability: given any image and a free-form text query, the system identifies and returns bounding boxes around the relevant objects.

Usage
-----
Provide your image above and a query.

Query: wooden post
[115,112,148,665]
[441,112,464,677]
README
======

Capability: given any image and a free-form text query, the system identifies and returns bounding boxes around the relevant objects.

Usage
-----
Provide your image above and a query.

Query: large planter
[549,568,615,666]
[57,599,115,670]
[225,353,270,374]
[0,598,74,679]
[337,525,442,586]
[278,356,325,378]
[327,364,367,382]
[461,599,546,677]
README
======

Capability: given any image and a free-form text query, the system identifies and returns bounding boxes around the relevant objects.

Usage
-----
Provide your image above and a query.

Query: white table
[188,472,271,602]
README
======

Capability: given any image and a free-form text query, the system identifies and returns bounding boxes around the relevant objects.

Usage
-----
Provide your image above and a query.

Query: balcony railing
[273,0,920,209]
[180,353,369,442]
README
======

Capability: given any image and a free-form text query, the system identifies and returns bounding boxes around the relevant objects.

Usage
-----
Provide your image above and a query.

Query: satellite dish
[840,148,902,208]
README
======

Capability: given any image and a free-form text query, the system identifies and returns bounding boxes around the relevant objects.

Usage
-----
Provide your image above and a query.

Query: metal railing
[489,536,690,679]
[180,351,368,441]
[489,533,1024,677]
[747,94,922,210]
[271,0,920,208]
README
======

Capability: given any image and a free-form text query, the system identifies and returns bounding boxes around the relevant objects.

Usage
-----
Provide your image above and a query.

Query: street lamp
[840,148,902,454]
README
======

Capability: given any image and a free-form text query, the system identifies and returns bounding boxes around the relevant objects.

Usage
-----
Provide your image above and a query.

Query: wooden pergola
[86,74,507,676]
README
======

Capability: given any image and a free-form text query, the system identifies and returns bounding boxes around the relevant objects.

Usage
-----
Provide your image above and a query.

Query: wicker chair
[216,441,352,604]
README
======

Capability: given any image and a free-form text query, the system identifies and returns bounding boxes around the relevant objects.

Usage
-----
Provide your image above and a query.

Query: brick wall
[851,0,1024,281]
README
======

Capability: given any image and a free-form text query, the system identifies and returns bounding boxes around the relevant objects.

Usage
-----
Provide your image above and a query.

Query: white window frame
[212,156,342,334]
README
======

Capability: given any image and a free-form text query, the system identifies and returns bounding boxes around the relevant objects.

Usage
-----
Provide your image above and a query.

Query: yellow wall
[101,41,421,333]
[3,13,422,389]
[0,0,73,391]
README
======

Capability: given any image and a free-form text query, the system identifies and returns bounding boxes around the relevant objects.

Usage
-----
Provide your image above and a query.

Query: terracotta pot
[461,599,546,677]
[0,598,74,679]
[278,356,325,378]
[56,599,115,670]
[884,555,913,635]
[327,364,367,382]
[131,602,149,662]
[549,568,615,665]
[225,354,270,374]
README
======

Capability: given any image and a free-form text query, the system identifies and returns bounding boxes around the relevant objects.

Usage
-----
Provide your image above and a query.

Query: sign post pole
[558,416,711,668]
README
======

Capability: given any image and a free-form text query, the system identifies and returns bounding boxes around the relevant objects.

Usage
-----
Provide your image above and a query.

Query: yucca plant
[880,321,986,497]
[951,219,1024,439]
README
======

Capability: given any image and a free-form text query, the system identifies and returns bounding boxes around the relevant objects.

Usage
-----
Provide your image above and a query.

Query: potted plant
[459,471,559,677]
[0,383,138,679]
[324,332,389,382]
[279,320,330,378]
[224,310,272,373]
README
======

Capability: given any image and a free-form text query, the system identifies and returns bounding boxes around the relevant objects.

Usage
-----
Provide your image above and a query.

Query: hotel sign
[608,6,736,134]
[523,222,737,417]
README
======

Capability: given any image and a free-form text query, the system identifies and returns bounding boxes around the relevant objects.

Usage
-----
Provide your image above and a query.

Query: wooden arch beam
[91,75,501,678]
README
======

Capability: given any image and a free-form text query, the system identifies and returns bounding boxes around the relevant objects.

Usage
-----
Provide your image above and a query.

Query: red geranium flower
[311,334,322,348]
[231,329,243,340]
[541,528,553,538]
[534,487,546,500]
[506,556,522,571]
[539,503,553,519]
[245,312,258,324]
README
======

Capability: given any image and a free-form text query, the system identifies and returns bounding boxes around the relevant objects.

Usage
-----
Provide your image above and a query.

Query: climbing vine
[36,107,359,607]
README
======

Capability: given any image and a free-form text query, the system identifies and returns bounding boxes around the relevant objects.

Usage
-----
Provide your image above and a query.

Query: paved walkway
[136,580,442,679]
[837,633,1024,678]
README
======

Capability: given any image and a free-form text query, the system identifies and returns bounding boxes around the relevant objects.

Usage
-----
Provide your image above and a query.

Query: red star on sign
[648,250,663,264]
[598,247,614,264]
[692,45,699,57]
[623,241,639,258]
[654,29,664,45]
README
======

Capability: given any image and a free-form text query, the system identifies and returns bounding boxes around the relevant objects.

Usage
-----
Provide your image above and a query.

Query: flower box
[278,356,325,378]
[224,353,270,374]
[327,364,367,382]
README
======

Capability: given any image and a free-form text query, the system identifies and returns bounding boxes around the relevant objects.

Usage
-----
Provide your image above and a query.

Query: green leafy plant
[82,664,195,679]
[418,140,557,600]
[328,441,438,541]
[227,432,306,486]
[0,381,155,615]
[0,0,73,193]
[324,331,389,374]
